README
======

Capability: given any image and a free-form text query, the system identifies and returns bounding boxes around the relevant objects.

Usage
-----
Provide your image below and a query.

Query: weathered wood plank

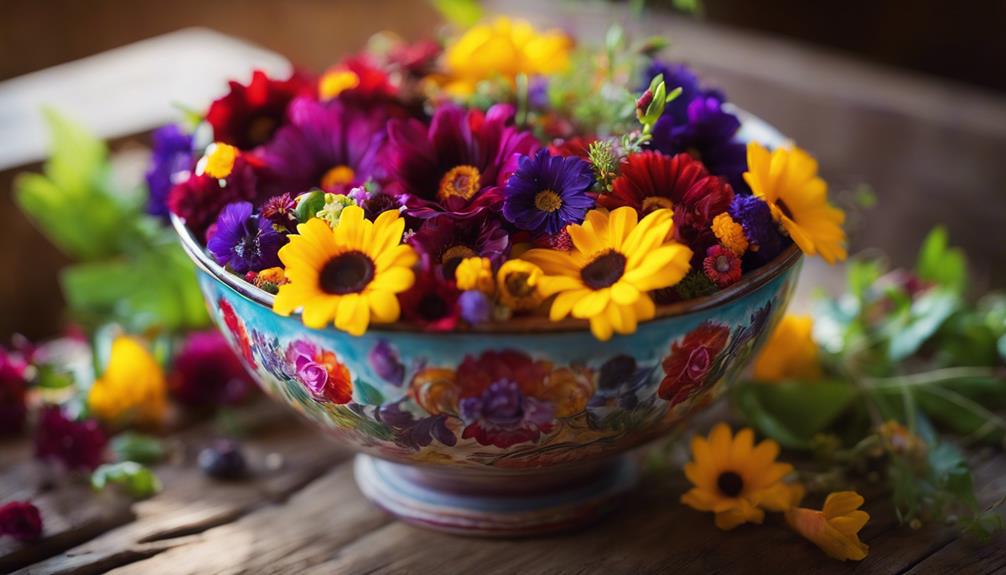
[104,463,391,575]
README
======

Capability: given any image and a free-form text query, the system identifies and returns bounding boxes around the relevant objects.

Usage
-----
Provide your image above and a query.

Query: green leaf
[110,432,166,465]
[733,380,860,449]
[430,0,483,27]
[916,227,966,294]
[91,461,162,499]
[353,380,384,406]
[884,289,959,362]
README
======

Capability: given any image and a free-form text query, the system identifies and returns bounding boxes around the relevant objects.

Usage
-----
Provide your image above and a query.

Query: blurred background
[2,0,1005,340]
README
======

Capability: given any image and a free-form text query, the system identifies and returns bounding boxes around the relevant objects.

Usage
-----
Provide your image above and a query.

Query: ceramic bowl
[171,113,801,536]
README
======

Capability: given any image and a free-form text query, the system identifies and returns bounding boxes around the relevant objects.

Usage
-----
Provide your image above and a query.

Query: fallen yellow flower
[786,491,870,561]
[89,336,167,427]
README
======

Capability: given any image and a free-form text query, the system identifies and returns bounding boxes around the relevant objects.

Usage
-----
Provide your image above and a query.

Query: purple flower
[502,149,595,236]
[729,195,785,264]
[387,103,539,219]
[369,340,405,386]
[34,407,107,471]
[207,202,285,274]
[408,212,510,278]
[589,355,654,411]
[145,124,193,218]
[458,290,492,324]
[650,95,747,191]
[459,379,554,448]
[642,60,706,124]
[260,193,298,232]
[285,341,326,395]
[256,97,389,197]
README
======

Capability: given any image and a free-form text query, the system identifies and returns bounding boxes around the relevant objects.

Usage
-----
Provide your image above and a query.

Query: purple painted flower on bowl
[285,340,353,404]
[459,379,555,449]
[377,402,457,450]
[369,340,405,387]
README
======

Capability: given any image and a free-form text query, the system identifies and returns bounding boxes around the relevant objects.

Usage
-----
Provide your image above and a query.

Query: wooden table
[2,399,1004,575]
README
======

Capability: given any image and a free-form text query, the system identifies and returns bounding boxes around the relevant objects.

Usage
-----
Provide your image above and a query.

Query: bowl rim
[169,108,803,335]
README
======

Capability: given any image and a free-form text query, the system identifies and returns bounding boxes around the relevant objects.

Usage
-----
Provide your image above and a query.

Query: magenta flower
[34,407,107,471]
[459,380,554,448]
[387,103,539,218]
[170,330,256,407]
[408,212,510,279]
[0,348,28,436]
[257,97,390,197]
[0,501,43,542]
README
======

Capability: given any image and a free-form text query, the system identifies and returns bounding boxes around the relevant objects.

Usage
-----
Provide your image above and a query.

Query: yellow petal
[572,289,610,318]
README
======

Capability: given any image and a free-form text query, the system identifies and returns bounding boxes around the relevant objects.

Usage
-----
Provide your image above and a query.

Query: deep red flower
[170,330,256,407]
[0,501,43,542]
[703,245,742,288]
[388,40,442,76]
[218,298,256,369]
[0,348,28,436]
[167,155,260,241]
[658,322,730,405]
[397,256,461,332]
[547,136,594,159]
[34,407,107,471]
[601,151,734,246]
[387,103,539,219]
[206,70,314,150]
[323,55,397,103]
[456,349,550,399]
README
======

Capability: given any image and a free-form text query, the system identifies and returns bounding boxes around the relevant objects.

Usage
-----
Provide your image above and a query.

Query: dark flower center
[438,165,482,202]
[581,250,627,290]
[777,199,795,220]
[717,471,744,498]
[504,272,535,298]
[418,293,448,321]
[641,196,674,214]
[442,245,478,278]
[319,251,375,295]
[247,115,279,147]
[534,190,563,213]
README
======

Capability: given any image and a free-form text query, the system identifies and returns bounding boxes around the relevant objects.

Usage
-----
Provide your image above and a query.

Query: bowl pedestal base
[353,454,639,537]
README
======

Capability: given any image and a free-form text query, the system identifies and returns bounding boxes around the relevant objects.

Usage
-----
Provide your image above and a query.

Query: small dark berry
[198,439,247,480]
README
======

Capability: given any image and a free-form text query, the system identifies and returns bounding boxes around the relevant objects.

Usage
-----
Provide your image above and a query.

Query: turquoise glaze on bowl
[172,112,802,536]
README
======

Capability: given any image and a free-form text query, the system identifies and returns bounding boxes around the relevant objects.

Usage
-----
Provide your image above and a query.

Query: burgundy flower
[658,322,730,405]
[703,244,742,288]
[398,256,462,332]
[0,348,28,436]
[256,97,391,197]
[0,501,43,542]
[459,379,554,448]
[408,212,510,279]
[260,193,298,232]
[170,330,256,407]
[601,151,733,249]
[456,349,551,400]
[387,103,539,218]
[168,156,259,241]
[322,55,398,104]
[34,407,107,471]
[206,70,314,150]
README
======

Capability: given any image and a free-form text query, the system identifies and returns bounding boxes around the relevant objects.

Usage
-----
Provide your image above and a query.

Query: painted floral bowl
[172,113,801,536]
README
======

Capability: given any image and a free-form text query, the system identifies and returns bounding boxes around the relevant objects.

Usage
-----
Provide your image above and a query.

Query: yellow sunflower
[681,423,802,530]
[786,491,870,561]
[274,206,417,335]
[743,142,847,264]
[522,207,692,341]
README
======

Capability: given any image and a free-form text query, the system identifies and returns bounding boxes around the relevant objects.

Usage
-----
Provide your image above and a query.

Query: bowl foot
[353,454,639,537]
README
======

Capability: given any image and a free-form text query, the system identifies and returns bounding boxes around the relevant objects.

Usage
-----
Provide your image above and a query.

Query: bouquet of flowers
[156,16,847,340]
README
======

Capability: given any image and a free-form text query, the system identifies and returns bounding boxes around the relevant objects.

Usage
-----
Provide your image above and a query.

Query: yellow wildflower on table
[752,314,822,382]
[786,491,870,561]
[522,207,692,341]
[744,142,847,264]
[441,16,572,97]
[681,423,802,530]
[89,336,167,427]
[274,206,417,336]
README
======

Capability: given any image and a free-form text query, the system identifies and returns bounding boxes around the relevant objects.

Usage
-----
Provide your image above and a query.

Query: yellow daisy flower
[681,423,801,530]
[752,314,821,382]
[455,256,496,295]
[274,206,418,336]
[442,17,572,97]
[743,142,847,264]
[89,336,167,427]
[496,259,546,312]
[522,207,692,341]
[786,491,870,561]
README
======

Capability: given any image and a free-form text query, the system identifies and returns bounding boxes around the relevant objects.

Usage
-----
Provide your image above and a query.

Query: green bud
[294,190,327,223]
